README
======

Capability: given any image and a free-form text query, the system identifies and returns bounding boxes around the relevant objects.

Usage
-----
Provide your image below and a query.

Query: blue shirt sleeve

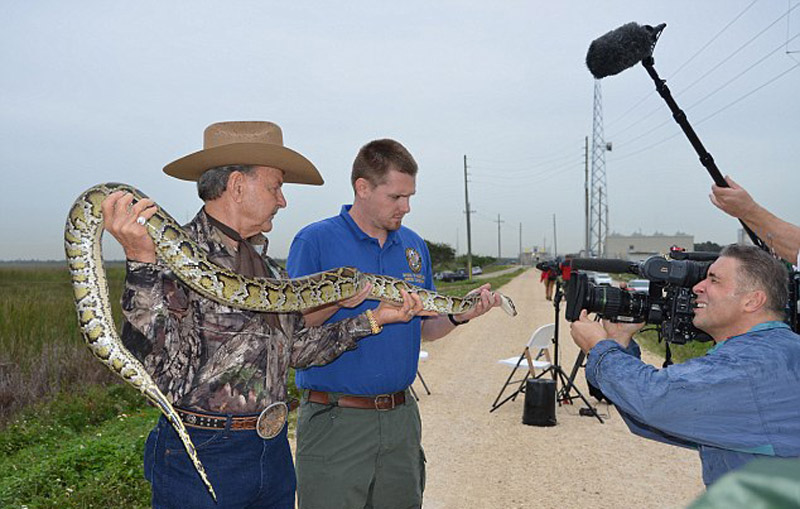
[586,339,770,454]
[287,234,320,278]
[420,239,434,291]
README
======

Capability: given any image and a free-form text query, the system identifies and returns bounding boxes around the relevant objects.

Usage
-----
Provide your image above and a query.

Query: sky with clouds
[1,1,798,261]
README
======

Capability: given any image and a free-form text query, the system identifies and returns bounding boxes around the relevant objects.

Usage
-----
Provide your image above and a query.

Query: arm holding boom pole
[638,55,766,250]
[710,176,800,264]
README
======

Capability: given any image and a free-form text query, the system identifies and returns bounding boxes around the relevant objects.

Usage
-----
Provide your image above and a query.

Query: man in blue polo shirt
[570,244,800,487]
[287,138,501,509]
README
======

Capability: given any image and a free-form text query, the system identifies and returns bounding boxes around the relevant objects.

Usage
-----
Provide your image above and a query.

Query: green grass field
[0,263,151,507]
[434,267,525,297]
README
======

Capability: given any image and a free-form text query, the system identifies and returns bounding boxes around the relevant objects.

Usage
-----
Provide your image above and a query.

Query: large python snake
[64,183,517,501]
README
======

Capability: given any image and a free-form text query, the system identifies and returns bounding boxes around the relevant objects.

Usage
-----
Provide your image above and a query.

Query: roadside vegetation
[0,262,153,507]
[435,267,524,297]
[634,328,713,364]
[0,263,125,426]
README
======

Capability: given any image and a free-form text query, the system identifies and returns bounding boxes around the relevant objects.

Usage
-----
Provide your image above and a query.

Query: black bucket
[522,379,557,427]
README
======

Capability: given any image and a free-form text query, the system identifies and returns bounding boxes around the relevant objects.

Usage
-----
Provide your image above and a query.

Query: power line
[670,0,760,78]
[609,3,798,141]
[687,30,800,110]
[606,0,759,130]
[611,59,800,163]
[788,0,800,59]
[678,3,799,97]
[613,30,800,153]
[468,144,583,174]
[469,156,582,183]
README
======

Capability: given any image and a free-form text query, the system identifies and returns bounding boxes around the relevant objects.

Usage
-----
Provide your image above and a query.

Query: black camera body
[565,253,715,344]
[536,257,572,281]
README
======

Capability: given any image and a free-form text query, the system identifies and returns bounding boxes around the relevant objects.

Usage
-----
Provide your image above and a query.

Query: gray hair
[720,244,788,317]
[197,165,257,201]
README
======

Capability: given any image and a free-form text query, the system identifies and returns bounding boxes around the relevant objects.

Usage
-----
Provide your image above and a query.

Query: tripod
[543,280,603,423]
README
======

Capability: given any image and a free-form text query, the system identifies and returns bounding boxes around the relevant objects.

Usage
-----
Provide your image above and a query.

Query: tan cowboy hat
[163,121,323,185]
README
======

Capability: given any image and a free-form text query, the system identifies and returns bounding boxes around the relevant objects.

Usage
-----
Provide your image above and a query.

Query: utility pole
[584,136,589,256]
[463,155,473,280]
[553,214,558,257]
[494,214,505,259]
[519,222,522,263]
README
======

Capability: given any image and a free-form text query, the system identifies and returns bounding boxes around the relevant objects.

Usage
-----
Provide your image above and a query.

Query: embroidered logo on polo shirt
[405,248,422,274]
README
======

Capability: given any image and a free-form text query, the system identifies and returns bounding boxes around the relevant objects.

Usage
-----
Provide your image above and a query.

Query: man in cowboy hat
[287,138,502,509]
[102,121,427,508]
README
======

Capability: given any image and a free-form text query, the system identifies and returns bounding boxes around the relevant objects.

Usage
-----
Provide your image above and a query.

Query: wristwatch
[448,313,469,326]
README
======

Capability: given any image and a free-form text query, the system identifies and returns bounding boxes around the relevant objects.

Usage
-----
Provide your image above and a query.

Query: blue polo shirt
[287,205,434,395]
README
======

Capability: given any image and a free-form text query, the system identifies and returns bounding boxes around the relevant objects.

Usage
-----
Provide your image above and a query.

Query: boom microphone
[570,258,639,275]
[586,22,666,79]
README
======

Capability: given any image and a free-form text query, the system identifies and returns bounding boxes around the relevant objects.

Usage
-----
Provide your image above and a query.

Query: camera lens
[566,272,650,322]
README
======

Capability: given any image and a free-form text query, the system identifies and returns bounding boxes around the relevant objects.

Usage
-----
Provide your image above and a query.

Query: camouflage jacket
[120,208,372,414]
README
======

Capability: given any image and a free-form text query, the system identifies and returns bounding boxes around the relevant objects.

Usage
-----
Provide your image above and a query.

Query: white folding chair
[410,350,431,401]
[490,323,554,413]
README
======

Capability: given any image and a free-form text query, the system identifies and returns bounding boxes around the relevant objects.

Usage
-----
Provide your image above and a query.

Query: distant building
[605,232,694,262]
[737,228,754,246]
[519,246,550,265]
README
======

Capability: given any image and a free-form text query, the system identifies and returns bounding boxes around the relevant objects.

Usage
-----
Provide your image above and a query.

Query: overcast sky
[1,1,798,261]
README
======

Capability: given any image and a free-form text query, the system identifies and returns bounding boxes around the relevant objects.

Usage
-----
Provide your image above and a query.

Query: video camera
[535,257,572,281]
[564,250,716,344]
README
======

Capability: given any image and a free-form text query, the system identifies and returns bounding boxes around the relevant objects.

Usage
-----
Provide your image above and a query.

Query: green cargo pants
[295,389,426,509]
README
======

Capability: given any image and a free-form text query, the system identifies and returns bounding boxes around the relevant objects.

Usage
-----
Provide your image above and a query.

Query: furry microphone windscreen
[586,22,662,79]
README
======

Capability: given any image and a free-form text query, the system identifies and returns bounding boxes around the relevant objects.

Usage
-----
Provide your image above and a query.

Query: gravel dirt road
[415,268,705,509]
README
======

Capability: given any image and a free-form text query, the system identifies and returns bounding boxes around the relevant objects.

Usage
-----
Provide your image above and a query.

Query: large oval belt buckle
[256,401,288,439]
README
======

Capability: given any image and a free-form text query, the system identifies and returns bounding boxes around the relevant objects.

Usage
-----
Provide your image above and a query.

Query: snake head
[500,294,518,317]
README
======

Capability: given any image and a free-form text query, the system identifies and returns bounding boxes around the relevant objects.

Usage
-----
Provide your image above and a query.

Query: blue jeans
[144,415,296,508]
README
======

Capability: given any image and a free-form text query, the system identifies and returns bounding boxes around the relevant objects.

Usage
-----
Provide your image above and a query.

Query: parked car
[472,266,483,275]
[627,279,650,294]
[438,270,468,282]
[591,272,613,286]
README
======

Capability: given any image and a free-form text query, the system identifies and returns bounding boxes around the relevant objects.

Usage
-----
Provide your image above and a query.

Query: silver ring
[136,216,146,226]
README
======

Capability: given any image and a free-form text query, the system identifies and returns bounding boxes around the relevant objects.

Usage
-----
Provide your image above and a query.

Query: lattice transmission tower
[589,79,611,257]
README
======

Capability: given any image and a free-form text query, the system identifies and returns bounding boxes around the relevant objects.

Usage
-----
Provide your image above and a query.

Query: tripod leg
[554,366,603,423]
[417,370,431,395]
[559,351,586,403]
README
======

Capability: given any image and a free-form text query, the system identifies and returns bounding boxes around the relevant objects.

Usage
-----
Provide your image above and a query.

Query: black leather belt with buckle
[307,390,406,410]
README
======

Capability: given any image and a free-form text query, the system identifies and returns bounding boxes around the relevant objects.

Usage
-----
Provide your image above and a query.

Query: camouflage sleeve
[120,260,188,361]
[289,312,374,369]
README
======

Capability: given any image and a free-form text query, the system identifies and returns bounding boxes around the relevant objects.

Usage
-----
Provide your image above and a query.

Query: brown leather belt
[175,407,258,431]
[307,390,406,410]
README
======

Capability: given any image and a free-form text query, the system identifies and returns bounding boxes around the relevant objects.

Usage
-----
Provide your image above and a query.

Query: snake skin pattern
[64,182,517,501]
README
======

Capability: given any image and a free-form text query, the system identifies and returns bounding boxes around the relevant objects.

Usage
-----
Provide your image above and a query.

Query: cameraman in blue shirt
[570,244,800,487]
